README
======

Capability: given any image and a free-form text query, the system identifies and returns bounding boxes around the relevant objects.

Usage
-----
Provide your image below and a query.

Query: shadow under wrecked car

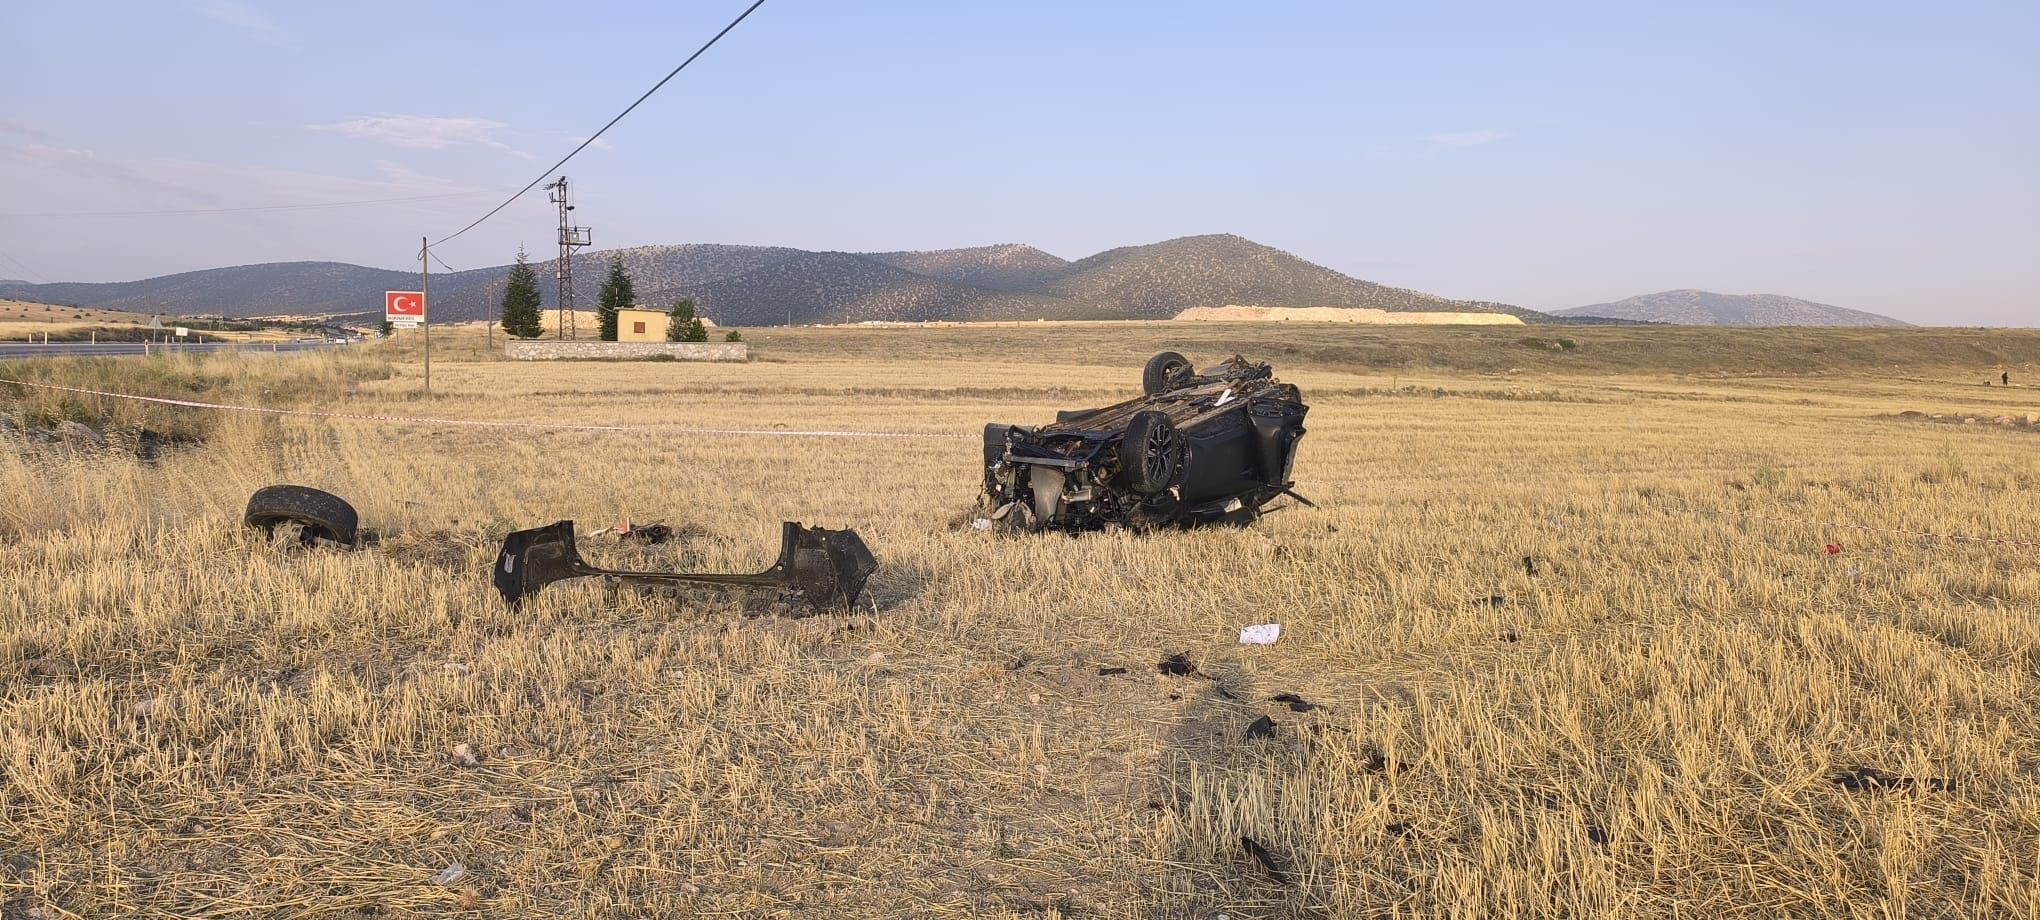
[981,351,1312,532]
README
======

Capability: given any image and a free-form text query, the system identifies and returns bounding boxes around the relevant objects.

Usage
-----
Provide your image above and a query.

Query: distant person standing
[2005,371,2012,386]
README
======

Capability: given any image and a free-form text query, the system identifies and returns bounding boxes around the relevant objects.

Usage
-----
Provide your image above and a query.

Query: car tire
[1123,411,1181,494]
[245,485,359,547]
[1142,351,1193,395]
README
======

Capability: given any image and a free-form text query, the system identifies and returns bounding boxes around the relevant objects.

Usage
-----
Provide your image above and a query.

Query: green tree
[665,297,697,342]
[723,329,742,343]
[499,247,545,339]
[378,320,394,338]
[596,255,635,342]
[682,317,709,342]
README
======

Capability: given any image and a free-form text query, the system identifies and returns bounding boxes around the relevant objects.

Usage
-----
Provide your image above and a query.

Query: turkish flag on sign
[386,291,425,318]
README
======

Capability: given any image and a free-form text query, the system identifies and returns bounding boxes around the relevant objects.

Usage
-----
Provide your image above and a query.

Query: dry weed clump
[2,332,2038,917]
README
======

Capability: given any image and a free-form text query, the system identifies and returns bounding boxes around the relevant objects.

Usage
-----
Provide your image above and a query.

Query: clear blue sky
[2,1,2034,324]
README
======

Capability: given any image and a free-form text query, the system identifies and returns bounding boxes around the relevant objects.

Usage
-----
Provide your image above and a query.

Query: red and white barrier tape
[0,377,973,441]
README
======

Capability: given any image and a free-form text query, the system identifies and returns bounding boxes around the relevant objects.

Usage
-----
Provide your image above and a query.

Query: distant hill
[1556,290,1909,327]
[0,262,415,320]
[1039,234,1549,320]
[694,251,1092,326]
[863,244,1072,291]
[0,234,1560,325]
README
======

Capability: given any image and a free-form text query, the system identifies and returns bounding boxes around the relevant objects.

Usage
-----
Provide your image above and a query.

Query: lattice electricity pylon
[544,176,592,339]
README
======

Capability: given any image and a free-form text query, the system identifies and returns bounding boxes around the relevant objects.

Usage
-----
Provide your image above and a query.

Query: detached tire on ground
[1142,351,1193,395]
[245,485,360,547]
[1122,410,1182,494]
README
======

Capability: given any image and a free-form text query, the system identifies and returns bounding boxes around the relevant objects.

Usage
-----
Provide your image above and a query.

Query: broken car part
[982,352,1310,532]
[244,484,360,548]
[493,520,877,612]
[586,519,674,545]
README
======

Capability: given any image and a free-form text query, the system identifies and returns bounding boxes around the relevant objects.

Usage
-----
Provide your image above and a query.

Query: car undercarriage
[981,352,1310,532]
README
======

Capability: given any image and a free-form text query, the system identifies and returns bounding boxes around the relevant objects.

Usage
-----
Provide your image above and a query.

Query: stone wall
[505,341,748,361]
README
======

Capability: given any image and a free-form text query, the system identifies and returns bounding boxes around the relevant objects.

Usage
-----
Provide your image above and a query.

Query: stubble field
[3,323,2039,918]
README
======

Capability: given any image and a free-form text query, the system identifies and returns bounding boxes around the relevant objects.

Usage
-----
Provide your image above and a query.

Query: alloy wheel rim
[1143,424,1176,480]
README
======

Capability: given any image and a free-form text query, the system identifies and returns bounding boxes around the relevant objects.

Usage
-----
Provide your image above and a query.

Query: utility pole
[544,176,591,339]
[420,235,432,394]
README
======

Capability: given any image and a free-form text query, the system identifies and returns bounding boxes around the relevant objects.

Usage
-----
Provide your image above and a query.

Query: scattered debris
[587,519,675,545]
[1500,629,1520,643]
[1823,542,1844,555]
[132,695,174,717]
[980,353,1311,532]
[1238,623,1282,645]
[1157,652,1202,677]
[1269,692,1320,712]
[432,862,467,886]
[493,520,877,612]
[1239,836,1291,886]
[1384,821,1412,838]
[1473,594,1508,608]
[1245,715,1277,739]
[1831,766,1953,793]
[244,484,360,549]
[450,743,479,768]
[1586,824,1610,846]
[1522,555,1539,576]
[23,658,75,678]
[625,523,672,545]
[1096,666,1128,676]
[55,420,107,449]
[1360,748,1401,775]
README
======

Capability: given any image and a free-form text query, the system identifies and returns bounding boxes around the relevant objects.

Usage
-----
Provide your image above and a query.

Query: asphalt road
[0,341,346,361]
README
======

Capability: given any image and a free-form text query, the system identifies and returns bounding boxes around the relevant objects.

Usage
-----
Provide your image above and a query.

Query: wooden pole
[420,235,432,394]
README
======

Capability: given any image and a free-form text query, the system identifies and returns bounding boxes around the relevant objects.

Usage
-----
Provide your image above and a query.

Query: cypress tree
[596,255,635,342]
[665,297,697,342]
[500,248,545,339]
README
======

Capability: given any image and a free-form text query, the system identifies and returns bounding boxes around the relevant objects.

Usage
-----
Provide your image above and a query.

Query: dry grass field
[3,323,2039,917]
[0,300,166,342]
[0,299,299,344]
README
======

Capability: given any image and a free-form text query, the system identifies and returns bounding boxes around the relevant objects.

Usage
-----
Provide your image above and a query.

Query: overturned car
[982,352,1310,532]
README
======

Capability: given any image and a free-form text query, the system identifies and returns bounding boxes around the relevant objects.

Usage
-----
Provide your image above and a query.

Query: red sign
[386,291,425,321]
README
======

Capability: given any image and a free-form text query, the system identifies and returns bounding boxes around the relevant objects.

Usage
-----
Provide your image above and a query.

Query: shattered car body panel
[982,354,1309,531]
[494,520,877,612]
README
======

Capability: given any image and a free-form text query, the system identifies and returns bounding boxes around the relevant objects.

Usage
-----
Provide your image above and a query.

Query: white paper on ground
[1238,623,1282,645]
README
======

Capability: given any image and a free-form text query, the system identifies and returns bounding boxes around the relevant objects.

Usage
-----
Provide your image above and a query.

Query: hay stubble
[2,332,2038,917]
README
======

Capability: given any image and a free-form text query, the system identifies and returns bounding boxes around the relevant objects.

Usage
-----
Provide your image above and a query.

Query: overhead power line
[4,190,500,219]
[428,0,768,250]
[0,247,44,283]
